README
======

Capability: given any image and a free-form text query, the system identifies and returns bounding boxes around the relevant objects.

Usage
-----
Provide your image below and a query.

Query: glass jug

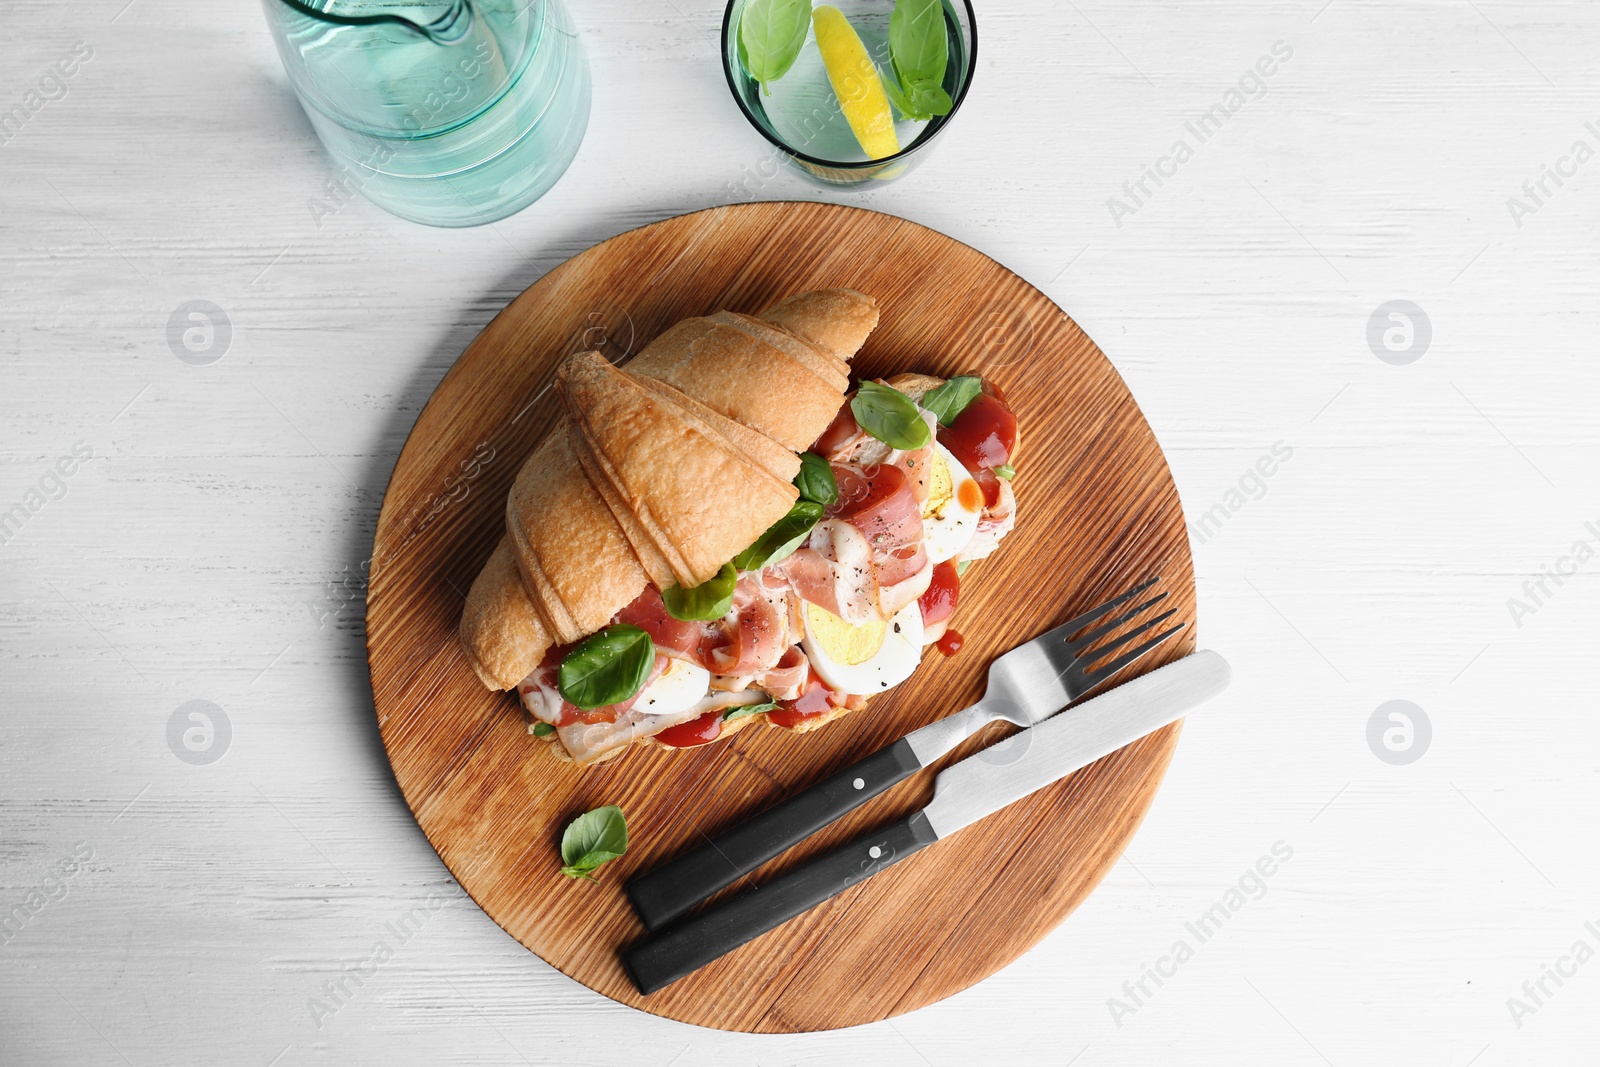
[262,0,590,227]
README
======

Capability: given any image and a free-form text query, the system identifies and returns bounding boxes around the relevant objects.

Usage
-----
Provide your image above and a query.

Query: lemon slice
[811,6,900,160]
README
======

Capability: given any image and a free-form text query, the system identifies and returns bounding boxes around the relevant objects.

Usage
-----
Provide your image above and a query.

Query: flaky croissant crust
[460,289,880,692]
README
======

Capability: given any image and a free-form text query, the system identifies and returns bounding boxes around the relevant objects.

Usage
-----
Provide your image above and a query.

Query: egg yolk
[923,451,954,519]
[804,602,887,665]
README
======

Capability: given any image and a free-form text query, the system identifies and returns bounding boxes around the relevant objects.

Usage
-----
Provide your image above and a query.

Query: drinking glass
[721,0,976,188]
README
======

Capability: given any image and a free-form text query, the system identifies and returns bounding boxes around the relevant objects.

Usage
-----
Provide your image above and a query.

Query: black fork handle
[625,737,922,930]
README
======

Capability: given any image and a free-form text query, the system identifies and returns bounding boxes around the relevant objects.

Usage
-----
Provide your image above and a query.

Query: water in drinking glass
[723,0,973,186]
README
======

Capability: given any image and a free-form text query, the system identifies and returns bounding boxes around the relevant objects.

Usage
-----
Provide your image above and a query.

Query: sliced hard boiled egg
[801,599,924,696]
[633,657,712,718]
[921,441,984,564]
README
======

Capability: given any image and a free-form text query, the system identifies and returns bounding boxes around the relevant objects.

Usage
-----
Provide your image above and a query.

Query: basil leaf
[955,559,972,577]
[851,381,932,450]
[739,0,810,95]
[882,67,949,122]
[890,0,947,86]
[723,700,778,721]
[662,562,737,621]
[559,804,628,881]
[908,82,952,118]
[732,500,824,571]
[886,0,952,120]
[994,463,1015,480]
[531,721,555,737]
[794,452,839,506]
[558,624,654,710]
[881,69,916,120]
[920,375,983,425]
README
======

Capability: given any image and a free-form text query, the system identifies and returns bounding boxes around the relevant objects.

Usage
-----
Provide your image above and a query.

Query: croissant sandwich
[460,289,1020,765]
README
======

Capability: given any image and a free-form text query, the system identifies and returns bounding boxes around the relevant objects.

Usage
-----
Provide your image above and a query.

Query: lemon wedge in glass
[811,6,900,160]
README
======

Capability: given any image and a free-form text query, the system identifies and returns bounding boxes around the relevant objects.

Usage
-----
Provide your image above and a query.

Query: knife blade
[622,650,1231,994]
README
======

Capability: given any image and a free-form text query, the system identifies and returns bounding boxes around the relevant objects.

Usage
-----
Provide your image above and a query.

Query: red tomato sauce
[652,709,723,748]
[918,559,961,626]
[938,392,1017,509]
[768,672,837,728]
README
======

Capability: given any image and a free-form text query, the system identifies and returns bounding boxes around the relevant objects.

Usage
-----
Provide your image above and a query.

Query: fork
[624,577,1186,930]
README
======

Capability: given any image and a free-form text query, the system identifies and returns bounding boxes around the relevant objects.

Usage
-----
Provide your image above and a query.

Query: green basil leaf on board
[994,463,1015,480]
[794,451,839,506]
[662,562,738,621]
[851,381,932,450]
[723,700,778,721]
[732,500,824,571]
[559,805,628,881]
[739,0,811,95]
[955,559,972,577]
[531,721,555,737]
[919,375,983,425]
[558,624,655,710]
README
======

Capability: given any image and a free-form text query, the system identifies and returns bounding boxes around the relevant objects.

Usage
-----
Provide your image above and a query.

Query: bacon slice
[878,554,934,617]
[894,441,935,506]
[753,645,810,701]
[833,463,922,553]
[815,462,929,619]
[773,547,838,614]
[611,584,722,666]
[775,522,880,624]
[707,574,789,675]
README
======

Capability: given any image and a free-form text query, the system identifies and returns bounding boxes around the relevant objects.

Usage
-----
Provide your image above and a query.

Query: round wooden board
[367,202,1196,1032]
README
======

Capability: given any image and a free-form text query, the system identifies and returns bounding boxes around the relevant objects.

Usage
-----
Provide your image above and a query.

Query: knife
[621,649,1231,994]
[626,578,1185,930]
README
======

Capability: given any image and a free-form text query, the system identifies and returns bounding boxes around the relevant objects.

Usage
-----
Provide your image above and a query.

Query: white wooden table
[3,0,1596,1063]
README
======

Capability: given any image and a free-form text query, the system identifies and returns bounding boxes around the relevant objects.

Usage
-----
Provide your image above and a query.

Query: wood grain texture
[365,201,1196,1031]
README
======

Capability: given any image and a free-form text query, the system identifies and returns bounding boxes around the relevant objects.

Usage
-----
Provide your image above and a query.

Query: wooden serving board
[366,202,1195,1032]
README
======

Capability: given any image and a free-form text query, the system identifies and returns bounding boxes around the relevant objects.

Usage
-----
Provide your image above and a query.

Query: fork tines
[1048,577,1186,693]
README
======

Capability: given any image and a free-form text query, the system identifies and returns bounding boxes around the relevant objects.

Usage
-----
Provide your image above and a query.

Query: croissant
[461,290,877,693]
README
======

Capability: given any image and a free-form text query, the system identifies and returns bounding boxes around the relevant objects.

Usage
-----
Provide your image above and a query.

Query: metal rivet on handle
[852,778,865,790]
[868,846,882,859]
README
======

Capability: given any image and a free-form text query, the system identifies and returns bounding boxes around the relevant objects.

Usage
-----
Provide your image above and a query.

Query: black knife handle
[623,811,938,995]
[626,737,922,930]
